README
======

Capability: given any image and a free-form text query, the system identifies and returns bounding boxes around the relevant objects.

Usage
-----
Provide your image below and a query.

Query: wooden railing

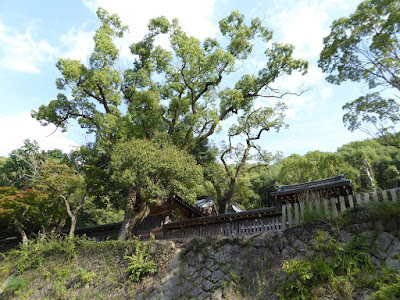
[163,206,282,239]
[282,187,400,229]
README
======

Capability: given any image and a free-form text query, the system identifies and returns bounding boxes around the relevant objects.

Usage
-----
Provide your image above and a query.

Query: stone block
[292,239,307,251]
[375,232,394,251]
[188,286,203,298]
[211,270,224,283]
[371,256,382,269]
[205,258,214,270]
[282,246,296,259]
[387,238,400,259]
[214,252,226,264]
[385,257,400,272]
[373,249,387,261]
[338,230,352,243]
[198,291,211,300]
[184,266,196,277]
[203,280,213,291]
[201,267,212,278]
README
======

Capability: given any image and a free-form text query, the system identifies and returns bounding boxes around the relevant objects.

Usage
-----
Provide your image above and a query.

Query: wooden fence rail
[163,206,282,239]
[282,187,400,229]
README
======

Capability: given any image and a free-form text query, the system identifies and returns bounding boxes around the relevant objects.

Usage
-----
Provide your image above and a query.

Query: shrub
[371,267,400,300]
[4,276,27,295]
[123,242,158,282]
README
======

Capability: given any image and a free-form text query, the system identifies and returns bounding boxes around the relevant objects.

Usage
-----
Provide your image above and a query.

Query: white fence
[282,188,400,229]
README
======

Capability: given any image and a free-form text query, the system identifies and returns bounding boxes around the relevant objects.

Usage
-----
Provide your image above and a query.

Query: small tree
[219,103,286,213]
[39,163,88,239]
[0,187,63,245]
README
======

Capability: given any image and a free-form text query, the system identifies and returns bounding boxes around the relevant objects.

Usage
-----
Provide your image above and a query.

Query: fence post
[356,194,362,206]
[390,189,398,202]
[363,193,370,204]
[330,198,338,217]
[339,196,346,212]
[294,203,300,225]
[287,204,293,228]
[315,199,322,216]
[348,195,354,208]
[382,190,389,202]
[282,205,287,230]
[323,198,329,218]
[372,191,378,203]
[300,202,305,222]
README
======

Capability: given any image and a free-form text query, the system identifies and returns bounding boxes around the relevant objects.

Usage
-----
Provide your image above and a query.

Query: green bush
[4,276,27,295]
[371,267,400,299]
[123,242,158,282]
[14,235,79,273]
[278,259,313,299]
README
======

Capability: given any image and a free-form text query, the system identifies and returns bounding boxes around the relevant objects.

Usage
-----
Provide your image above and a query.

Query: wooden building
[195,196,219,216]
[270,173,354,203]
[135,195,216,239]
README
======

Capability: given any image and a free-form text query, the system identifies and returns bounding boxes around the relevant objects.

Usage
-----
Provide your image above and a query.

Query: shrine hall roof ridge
[270,173,352,196]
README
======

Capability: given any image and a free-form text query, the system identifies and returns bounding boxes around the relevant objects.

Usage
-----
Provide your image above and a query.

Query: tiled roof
[270,173,352,196]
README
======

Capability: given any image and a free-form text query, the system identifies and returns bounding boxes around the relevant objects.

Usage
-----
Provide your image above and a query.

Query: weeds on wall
[278,231,375,299]
[0,234,173,299]
[123,241,158,282]
[371,267,400,299]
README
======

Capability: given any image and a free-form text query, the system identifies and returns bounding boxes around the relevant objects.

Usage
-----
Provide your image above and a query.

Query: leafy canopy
[319,0,400,147]
[32,8,308,153]
[110,137,203,205]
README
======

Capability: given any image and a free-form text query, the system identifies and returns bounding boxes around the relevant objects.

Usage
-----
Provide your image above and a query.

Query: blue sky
[0,0,370,157]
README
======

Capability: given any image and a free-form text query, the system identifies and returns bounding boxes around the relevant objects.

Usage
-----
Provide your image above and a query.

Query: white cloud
[0,21,58,73]
[320,86,332,99]
[272,5,329,58]
[61,28,95,62]
[269,0,361,59]
[0,112,79,156]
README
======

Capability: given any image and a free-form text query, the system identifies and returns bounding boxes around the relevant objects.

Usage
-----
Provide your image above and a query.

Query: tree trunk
[223,178,236,214]
[69,215,77,239]
[118,191,150,240]
[14,218,28,246]
[62,192,87,240]
[220,143,252,214]
[361,157,376,191]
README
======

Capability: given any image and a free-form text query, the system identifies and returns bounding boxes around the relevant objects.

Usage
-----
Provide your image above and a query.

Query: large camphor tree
[319,0,400,148]
[33,8,308,238]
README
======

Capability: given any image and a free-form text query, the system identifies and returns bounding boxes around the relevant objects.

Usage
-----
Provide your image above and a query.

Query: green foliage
[77,268,98,286]
[32,8,308,215]
[0,186,64,242]
[0,139,43,189]
[14,235,78,274]
[368,201,400,223]
[123,242,158,282]
[371,267,400,299]
[4,276,27,296]
[278,231,374,299]
[277,151,354,186]
[278,259,313,299]
[111,137,203,205]
[319,0,400,146]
